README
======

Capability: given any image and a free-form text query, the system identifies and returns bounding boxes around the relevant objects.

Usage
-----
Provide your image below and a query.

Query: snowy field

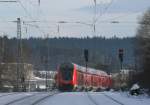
[0,91,149,105]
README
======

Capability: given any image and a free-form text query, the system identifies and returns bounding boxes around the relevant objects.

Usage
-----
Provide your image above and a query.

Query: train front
[57,63,74,91]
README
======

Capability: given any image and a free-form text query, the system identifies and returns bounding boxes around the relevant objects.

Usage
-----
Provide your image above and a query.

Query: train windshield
[59,63,74,80]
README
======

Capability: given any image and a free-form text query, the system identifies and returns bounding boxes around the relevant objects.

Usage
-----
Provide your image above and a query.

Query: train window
[59,63,74,80]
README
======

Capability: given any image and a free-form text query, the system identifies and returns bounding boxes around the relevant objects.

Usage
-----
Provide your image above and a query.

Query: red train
[55,62,112,91]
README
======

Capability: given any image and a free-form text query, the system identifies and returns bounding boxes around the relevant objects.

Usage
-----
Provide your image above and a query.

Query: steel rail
[4,94,35,105]
[0,93,19,98]
[31,92,59,105]
[102,93,125,105]
[86,92,100,105]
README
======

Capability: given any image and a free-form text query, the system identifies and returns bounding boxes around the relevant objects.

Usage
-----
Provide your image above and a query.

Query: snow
[104,92,150,105]
[130,84,140,90]
[37,92,150,105]
[31,76,53,81]
[37,92,96,105]
[0,92,33,105]
[0,91,149,105]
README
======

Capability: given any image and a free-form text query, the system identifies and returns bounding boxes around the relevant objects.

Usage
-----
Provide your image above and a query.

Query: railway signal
[118,48,124,69]
[84,49,89,91]
[84,49,89,62]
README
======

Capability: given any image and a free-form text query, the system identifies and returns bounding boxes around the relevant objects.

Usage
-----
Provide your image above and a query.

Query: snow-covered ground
[0,91,149,105]
[103,91,150,105]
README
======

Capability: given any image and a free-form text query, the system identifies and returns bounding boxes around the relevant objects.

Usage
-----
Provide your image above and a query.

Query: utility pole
[93,0,97,37]
[38,0,40,6]
[16,18,22,91]
[45,34,49,91]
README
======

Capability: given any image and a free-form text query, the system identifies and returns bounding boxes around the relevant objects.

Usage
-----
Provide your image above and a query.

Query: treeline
[0,36,136,73]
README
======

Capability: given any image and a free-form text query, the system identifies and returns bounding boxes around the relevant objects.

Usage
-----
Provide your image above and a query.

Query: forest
[0,36,136,73]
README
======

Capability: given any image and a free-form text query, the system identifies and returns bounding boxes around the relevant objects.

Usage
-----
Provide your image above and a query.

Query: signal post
[118,48,124,70]
[84,49,89,91]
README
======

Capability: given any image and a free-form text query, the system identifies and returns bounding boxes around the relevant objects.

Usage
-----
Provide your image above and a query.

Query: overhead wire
[95,1,145,24]
[27,0,42,20]
[26,0,62,36]
[1,0,144,38]
[95,0,115,23]
[17,0,134,38]
[21,0,99,36]
[17,0,47,37]
[92,0,115,36]
[98,12,142,23]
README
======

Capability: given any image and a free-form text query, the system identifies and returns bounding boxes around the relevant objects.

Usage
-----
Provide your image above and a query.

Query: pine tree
[136,9,150,88]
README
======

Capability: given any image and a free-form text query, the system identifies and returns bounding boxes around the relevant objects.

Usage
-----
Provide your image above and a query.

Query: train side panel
[55,63,113,91]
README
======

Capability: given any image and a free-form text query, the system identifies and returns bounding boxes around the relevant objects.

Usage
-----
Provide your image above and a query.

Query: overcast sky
[0,0,149,38]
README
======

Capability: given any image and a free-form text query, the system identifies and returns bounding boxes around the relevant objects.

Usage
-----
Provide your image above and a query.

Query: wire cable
[94,0,114,23]
[17,0,47,37]
[99,12,141,23]
[20,0,66,37]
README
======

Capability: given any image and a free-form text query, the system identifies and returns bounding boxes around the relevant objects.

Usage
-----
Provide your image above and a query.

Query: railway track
[0,93,19,98]
[2,91,59,105]
[4,94,35,105]
[86,92,126,105]
[31,92,58,105]
[0,92,126,105]
[86,92,99,105]
[102,93,125,105]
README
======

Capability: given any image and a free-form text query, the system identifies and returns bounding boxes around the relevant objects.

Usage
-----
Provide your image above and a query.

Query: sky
[0,0,150,38]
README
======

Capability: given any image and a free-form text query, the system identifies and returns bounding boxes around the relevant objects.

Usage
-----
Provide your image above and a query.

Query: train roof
[73,63,108,76]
